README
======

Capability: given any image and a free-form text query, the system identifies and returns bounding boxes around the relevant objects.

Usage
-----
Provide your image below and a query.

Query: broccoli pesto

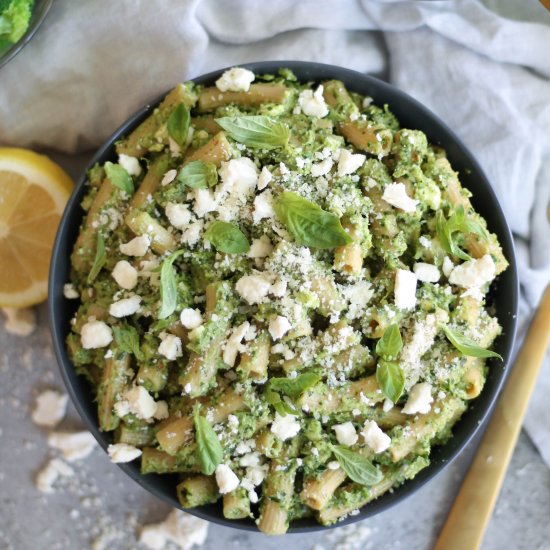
[66,66,508,533]
[0,0,33,49]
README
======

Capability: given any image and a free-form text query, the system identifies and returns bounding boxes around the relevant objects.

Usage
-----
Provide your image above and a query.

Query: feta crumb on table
[1,306,36,336]
[47,431,97,462]
[31,389,68,428]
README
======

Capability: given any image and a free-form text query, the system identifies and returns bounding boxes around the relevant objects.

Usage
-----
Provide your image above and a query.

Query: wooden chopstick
[434,284,550,550]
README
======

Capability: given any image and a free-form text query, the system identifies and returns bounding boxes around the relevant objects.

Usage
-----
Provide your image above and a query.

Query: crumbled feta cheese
[244,324,257,341]
[337,149,366,176]
[382,182,418,213]
[181,220,204,247]
[35,458,74,493]
[419,235,432,249]
[341,281,373,319]
[448,254,496,289]
[235,274,272,304]
[227,414,239,429]
[112,260,138,290]
[158,333,183,361]
[248,235,273,259]
[394,269,417,309]
[257,166,273,190]
[223,321,250,367]
[169,137,181,157]
[270,279,288,298]
[161,169,177,186]
[115,386,158,420]
[298,85,329,118]
[402,382,433,415]
[63,283,79,299]
[239,452,261,468]
[118,154,142,177]
[192,189,217,218]
[220,157,258,192]
[462,286,484,301]
[180,308,203,329]
[120,235,150,256]
[140,510,208,550]
[1,306,36,336]
[215,67,255,92]
[108,443,142,463]
[154,400,169,420]
[47,431,97,462]
[268,316,292,340]
[271,413,301,440]
[332,422,358,446]
[248,489,259,504]
[252,191,275,224]
[310,158,333,177]
[165,203,192,229]
[383,398,393,413]
[32,390,68,428]
[413,262,440,283]
[361,420,391,453]
[109,295,141,318]
[327,461,340,470]
[442,256,454,277]
[215,464,240,494]
[81,320,112,349]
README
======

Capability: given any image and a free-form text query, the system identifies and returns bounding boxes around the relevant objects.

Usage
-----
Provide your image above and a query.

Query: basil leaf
[331,445,383,485]
[265,388,298,416]
[204,221,250,254]
[216,115,290,149]
[268,373,321,399]
[113,324,144,360]
[87,232,106,284]
[167,103,190,147]
[375,324,403,361]
[194,413,223,475]
[274,191,352,249]
[177,160,218,189]
[158,249,185,319]
[376,360,405,403]
[104,161,134,195]
[442,325,503,360]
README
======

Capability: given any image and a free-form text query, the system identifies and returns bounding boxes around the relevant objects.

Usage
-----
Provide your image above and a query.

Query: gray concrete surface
[0,153,549,550]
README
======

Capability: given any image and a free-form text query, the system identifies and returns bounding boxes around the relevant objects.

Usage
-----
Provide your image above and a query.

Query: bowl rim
[48,60,519,533]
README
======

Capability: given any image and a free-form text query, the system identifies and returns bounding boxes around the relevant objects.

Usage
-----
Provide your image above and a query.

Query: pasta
[66,66,508,532]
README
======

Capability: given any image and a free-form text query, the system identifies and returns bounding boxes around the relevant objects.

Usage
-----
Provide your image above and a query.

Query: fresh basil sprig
[158,249,185,319]
[177,160,218,189]
[330,445,383,485]
[375,324,403,361]
[167,103,190,147]
[204,221,250,254]
[265,388,298,417]
[105,161,134,195]
[265,373,320,416]
[194,411,223,475]
[113,323,144,360]
[274,191,352,249]
[436,206,488,261]
[87,232,106,284]
[376,360,405,403]
[216,115,290,149]
[442,325,502,360]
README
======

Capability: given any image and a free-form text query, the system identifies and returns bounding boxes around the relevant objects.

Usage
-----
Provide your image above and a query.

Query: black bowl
[49,61,518,533]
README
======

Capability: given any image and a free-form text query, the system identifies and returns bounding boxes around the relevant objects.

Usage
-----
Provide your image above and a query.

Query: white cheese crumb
[1,306,36,336]
[112,260,138,290]
[382,398,393,413]
[402,382,433,415]
[47,431,97,462]
[337,149,366,176]
[332,422,358,446]
[192,189,217,218]
[63,283,79,299]
[252,190,275,225]
[310,158,333,178]
[215,464,240,494]
[35,458,74,493]
[158,333,183,361]
[270,279,288,298]
[223,321,250,367]
[268,316,292,340]
[442,256,454,277]
[271,413,301,440]
[215,67,255,92]
[235,274,272,304]
[448,254,496,289]
[108,443,142,463]
[220,157,258,197]
[31,390,68,428]
[257,166,273,190]
[109,295,141,318]
[227,414,239,429]
[115,386,158,420]
[382,182,418,213]
[165,203,192,229]
[419,235,432,249]
[119,235,150,257]
[161,169,177,186]
[81,320,112,349]
[248,235,273,259]
[181,220,204,247]
[298,85,329,118]
[118,154,142,177]
[361,420,391,453]
[180,308,203,329]
[413,262,440,283]
[394,269,417,310]
[154,400,169,420]
[327,461,340,470]
[140,510,208,550]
